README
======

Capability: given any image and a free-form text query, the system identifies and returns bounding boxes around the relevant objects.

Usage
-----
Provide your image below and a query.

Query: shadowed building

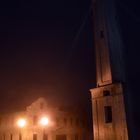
[0,98,91,140]
[90,0,129,140]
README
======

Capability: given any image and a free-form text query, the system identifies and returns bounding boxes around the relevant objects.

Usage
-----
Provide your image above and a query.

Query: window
[56,135,66,140]
[10,134,12,140]
[82,134,86,140]
[43,134,48,140]
[104,106,112,123]
[19,134,22,140]
[33,134,37,140]
[103,90,110,96]
[74,134,78,140]
[3,134,5,140]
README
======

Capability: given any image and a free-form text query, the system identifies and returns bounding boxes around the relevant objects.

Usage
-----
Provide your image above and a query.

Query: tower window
[103,90,110,96]
[104,106,112,123]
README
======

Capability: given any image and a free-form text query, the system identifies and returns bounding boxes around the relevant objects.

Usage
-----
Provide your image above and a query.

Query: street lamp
[17,118,26,140]
[39,117,49,140]
[17,119,26,128]
[40,117,49,126]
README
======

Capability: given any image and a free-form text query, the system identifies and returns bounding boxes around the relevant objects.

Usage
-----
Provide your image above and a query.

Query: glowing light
[17,118,26,128]
[40,117,49,126]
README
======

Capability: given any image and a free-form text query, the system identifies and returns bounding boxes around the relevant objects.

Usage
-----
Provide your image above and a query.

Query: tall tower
[90,0,129,139]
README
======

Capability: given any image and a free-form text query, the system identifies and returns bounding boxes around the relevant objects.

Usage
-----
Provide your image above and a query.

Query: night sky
[0,0,95,114]
[118,0,140,137]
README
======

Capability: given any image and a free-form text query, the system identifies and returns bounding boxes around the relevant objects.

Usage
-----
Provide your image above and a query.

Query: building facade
[0,98,91,140]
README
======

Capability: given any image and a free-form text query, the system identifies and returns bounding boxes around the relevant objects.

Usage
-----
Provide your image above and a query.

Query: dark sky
[114,1,140,138]
[0,0,95,113]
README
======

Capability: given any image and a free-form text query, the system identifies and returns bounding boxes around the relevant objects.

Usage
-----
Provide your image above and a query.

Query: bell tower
[90,0,129,139]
